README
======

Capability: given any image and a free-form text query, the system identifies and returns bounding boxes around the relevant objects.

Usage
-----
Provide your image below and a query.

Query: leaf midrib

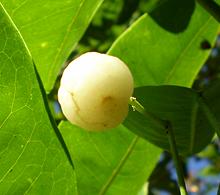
[98,136,139,195]
[48,0,86,87]
[189,98,199,154]
[164,17,213,83]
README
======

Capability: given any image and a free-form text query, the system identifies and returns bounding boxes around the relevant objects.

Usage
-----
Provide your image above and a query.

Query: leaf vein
[164,17,213,83]
[98,136,139,195]
[48,0,87,86]
[189,98,199,154]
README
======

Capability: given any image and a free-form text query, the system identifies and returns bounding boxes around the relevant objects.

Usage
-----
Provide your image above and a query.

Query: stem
[129,97,166,129]
[196,0,220,23]
[129,97,188,195]
[198,95,220,138]
[166,122,188,195]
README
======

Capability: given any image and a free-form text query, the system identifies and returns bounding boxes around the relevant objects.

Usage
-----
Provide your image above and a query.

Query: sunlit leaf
[59,122,160,195]
[109,2,219,87]
[2,0,104,92]
[0,5,76,194]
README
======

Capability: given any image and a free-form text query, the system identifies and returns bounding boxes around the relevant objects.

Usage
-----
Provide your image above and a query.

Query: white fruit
[58,52,134,131]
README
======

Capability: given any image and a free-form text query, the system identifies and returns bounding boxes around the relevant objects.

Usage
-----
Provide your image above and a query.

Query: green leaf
[201,79,220,137]
[124,86,214,156]
[203,79,220,122]
[59,122,161,195]
[108,2,219,87]
[0,4,76,194]
[1,0,104,92]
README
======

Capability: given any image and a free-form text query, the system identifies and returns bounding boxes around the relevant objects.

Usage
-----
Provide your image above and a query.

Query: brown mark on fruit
[101,95,114,105]
[102,96,114,104]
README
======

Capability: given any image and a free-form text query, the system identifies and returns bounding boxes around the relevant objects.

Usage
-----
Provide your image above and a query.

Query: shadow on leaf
[33,62,75,170]
[149,0,195,33]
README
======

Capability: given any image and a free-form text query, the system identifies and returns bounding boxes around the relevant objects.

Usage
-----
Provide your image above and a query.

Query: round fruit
[58,52,134,131]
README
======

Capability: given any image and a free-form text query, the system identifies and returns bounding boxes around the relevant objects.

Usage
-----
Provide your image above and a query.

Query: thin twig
[166,122,188,195]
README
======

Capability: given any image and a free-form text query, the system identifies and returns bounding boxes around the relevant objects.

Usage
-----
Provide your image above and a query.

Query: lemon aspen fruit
[58,52,134,131]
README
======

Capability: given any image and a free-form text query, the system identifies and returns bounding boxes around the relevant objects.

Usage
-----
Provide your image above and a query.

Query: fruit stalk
[166,122,188,195]
[130,97,188,195]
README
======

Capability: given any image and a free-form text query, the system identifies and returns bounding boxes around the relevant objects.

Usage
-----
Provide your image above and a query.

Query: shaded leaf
[1,0,104,92]
[203,79,220,122]
[201,79,220,138]
[124,86,214,156]
[59,122,161,195]
[0,5,76,194]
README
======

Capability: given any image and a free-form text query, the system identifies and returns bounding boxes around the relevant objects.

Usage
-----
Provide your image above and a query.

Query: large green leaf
[0,5,76,194]
[108,2,219,87]
[1,0,104,92]
[124,86,214,156]
[59,122,160,195]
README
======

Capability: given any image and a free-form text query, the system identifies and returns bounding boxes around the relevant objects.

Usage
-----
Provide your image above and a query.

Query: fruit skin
[58,52,134,131]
